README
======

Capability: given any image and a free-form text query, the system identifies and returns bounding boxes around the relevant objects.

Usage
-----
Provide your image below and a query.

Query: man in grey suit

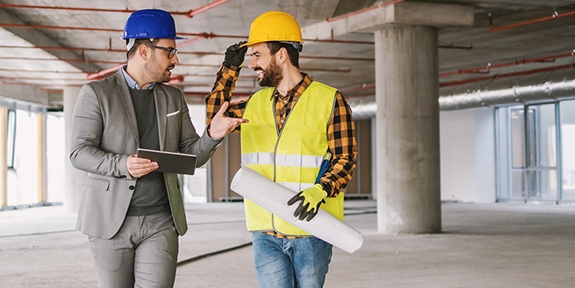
[69,8,246,288]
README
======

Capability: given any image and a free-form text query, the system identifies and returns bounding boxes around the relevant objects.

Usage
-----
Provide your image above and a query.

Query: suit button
[129,185,135,190]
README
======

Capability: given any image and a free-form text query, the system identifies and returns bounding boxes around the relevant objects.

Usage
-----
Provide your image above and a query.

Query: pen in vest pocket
[315,152,332,184]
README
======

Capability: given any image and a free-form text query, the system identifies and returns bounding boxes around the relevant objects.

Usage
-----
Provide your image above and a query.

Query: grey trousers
[88,210,179,288]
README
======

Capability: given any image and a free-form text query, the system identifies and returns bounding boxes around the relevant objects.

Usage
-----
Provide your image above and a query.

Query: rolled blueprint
[230,165,363,254]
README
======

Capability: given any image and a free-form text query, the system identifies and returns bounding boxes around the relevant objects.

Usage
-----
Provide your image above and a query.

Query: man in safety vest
[206,11,357,287]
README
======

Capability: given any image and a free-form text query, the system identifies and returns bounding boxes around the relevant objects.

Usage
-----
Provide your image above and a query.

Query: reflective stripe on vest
[242,153,324,168]
[241,81,344,236]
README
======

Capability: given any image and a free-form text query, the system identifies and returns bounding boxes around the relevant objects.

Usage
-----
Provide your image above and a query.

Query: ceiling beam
[0,9,102,73]
[303,2,474,40]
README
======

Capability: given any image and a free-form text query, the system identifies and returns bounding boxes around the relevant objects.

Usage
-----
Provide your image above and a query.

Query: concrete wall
[440,107,496,203]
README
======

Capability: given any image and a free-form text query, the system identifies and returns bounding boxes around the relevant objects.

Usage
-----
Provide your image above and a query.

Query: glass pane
[495,107,511,200]
[510,108,525,168]
[511,170,526,198]
[528,104,556,167]
[7,111,39,206]
[6,110,16,168]
[560,100,575,201]
[527,169,557,200]
[183,104,207,203]
[47,113,65,203]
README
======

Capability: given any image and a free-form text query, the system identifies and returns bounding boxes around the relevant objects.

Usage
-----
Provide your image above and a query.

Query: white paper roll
[230,165,363,254]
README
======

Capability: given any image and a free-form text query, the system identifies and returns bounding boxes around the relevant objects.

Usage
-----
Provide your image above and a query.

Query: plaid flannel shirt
[205,64,357,198]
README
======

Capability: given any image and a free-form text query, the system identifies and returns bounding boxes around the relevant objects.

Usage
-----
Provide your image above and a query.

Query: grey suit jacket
[69,69,220,239]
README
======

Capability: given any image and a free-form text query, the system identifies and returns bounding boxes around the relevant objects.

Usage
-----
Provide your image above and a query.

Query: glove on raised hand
[224,41,248,67]
[287,184,327,221]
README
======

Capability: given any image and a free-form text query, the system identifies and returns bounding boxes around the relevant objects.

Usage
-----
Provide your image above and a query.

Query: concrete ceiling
[1,0,575,109]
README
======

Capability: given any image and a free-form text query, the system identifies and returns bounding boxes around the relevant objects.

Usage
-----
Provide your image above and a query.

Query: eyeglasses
[150,45,178,59]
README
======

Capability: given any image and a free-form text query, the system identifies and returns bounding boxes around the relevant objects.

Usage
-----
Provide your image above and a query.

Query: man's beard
[145,53,173,83]
[257,58,283,87]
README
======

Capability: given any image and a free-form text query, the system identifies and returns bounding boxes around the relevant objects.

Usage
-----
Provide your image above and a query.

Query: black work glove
[287,184,327,221]
[224,41,248,68]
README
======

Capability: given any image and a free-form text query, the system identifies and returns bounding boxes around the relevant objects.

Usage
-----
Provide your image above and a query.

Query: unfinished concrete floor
[1,200,574,288]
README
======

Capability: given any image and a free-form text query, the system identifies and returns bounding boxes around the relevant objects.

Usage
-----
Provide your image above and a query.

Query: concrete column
[375,26,441,234]
[64,86,86,213]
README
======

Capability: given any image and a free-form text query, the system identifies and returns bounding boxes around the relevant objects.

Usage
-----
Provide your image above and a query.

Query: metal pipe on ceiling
[86,64,125,80]
[0,75,85,82]
[439,63,575,87]
[312,54,575,95]
[340,83,375,94]
[87,65,351,81]
[348,78,575,119]
[86,35,205,80]
[489,9,575,32]
[0,0,230,18]
[0,67,84,74]
[0,45,375,62]
[440,52,571,77]
[0,22,377,46]
[0,24,470,48]
[440,80,575,110]
[187,0,230,18]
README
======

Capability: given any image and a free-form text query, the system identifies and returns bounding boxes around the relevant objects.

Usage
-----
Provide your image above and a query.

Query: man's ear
[138,44,150,61]
[276,47,288,65]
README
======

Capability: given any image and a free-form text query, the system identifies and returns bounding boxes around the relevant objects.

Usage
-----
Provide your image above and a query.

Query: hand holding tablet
[136,148,197,175]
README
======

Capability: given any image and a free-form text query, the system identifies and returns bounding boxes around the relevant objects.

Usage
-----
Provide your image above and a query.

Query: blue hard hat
[122,9,186,40]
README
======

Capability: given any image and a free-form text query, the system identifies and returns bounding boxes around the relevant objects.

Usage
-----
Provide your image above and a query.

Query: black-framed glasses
[150,45,178,59]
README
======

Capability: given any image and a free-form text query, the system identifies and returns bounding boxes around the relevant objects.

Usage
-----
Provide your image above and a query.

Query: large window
[47,112,65,204]
[6,110,39,207]
[560,100,575,201]
[181,104,208,203]
[497,100,575,203]
[6,109,16,169]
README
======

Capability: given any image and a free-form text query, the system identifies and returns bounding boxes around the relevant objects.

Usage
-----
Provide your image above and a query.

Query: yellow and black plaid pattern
[206,63,357,198]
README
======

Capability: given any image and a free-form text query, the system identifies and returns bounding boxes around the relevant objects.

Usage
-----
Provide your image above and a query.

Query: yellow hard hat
[245,11,303,47]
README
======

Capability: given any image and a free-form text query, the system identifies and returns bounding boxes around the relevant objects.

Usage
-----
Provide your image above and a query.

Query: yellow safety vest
[241,81,345,236]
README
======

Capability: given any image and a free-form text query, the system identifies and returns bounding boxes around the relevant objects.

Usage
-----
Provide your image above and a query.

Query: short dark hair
[267,41,300,68]
[126,38,160,60]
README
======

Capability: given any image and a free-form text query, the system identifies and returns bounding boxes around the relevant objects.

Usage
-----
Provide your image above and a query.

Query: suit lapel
[115,70,140,147]
[154,86,167,151]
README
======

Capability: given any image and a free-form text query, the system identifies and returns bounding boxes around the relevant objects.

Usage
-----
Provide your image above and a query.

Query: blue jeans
[252,232,333,288]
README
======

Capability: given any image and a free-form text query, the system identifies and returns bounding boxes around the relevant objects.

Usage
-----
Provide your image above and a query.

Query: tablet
[136,148,197,175]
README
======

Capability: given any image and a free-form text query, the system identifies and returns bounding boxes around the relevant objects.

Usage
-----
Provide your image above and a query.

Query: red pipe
[86,35,204,79]
[187,0,230,18]
[41,88,64,93]
[0,23,122,33]
[0,0,230,18]
[339,83,375,94]
[439,63,575,87]
[0,45,375,61]
[0,45,121,52]
[0,67,85,74]
[0,3,137,13]
[338,60,575,91]
[489,10,575,32]
[0,56,123,65]
[440,52,570,77]
[86,63,125,80]
[0,22,376,45]
[168,75,185,85]
[0,75,85,82]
